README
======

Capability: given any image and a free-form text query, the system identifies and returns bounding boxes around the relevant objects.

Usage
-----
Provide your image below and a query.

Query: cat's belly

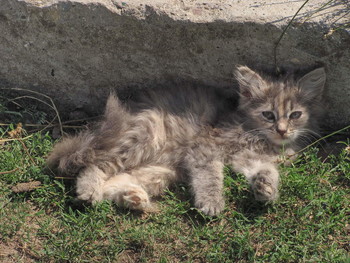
[111,110,198,171]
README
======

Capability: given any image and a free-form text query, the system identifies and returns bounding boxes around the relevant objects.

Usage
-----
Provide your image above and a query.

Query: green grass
[0,126,349,262]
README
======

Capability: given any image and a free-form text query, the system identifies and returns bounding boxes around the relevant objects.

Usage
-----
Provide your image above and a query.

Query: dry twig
[0,167,19,175]
[1,88,64,136]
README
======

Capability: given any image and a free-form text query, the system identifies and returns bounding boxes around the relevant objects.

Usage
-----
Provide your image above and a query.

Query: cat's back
[127,85,237,126]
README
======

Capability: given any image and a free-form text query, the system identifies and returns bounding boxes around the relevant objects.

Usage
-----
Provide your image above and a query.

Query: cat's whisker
[297,130,325,146]
[298,128,322,138]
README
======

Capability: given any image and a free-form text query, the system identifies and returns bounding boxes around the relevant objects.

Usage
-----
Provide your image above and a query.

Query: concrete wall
[0,0,349,129]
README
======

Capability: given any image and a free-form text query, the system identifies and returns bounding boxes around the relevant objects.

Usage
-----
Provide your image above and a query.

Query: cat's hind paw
[122,188,151,211]
[102,174,156,212]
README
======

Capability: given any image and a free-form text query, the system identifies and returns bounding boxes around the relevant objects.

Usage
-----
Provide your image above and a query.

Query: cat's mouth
[268,133,293,146]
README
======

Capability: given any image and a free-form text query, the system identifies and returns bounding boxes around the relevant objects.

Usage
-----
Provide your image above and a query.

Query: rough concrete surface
[0,0,349,129]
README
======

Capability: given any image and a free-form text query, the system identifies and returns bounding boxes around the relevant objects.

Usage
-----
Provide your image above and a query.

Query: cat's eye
[262,111,275,122]
[289,111,302,119]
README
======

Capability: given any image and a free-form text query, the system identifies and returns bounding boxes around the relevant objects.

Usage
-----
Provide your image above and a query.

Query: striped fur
[47,66,326,216]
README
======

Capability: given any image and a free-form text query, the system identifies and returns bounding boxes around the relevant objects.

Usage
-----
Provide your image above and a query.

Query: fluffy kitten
[47,66,326,216]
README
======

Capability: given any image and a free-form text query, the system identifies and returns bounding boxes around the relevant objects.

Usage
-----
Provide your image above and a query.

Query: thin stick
[54,176,75,180]
[8,95,54,109]
[298,0,335,25]
[0,135,33,143]
[1,88,64,136]
[18,138,37,165]
[0,123,83,129]
[0,167,19,175]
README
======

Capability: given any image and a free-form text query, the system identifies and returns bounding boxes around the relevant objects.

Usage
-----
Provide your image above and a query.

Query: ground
[0,124,349,262]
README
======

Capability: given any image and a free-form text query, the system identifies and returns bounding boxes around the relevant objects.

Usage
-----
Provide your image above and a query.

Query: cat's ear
[297,67,326,101]
[234,66,266,99]
[104,93,124,119]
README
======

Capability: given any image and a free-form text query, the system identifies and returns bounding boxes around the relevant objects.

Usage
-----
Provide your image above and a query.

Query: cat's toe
[252,175,278,202]
[123,189,151,211]
[195,199,225,216]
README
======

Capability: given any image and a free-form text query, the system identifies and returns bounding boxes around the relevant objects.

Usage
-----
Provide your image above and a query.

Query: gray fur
[47,66,325,216]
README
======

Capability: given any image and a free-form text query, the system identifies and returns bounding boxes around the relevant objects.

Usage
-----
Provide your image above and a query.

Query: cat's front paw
[251,171,279,202]
[195,197,225,216]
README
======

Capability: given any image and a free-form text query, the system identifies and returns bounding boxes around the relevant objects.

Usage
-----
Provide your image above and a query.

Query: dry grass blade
[0,123,84,130]
[0,167,19,175]
[274,0,311,72]
[1,88,64,136]
[298,0,335,25]
[0,135,33,143]
[54,176,75,180]
[7,123,37,165]
[0,114,100,133]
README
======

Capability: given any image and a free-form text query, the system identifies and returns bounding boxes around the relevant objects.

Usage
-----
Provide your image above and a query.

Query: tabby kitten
[47,66,326,216]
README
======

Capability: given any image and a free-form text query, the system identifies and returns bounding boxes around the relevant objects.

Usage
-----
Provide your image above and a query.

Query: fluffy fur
[47,66,326,216]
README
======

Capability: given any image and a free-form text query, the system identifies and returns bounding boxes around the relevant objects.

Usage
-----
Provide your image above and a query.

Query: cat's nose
[277,128,287,137]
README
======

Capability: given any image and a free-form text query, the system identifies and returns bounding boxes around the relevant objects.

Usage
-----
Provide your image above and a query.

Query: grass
[0,124,349,263]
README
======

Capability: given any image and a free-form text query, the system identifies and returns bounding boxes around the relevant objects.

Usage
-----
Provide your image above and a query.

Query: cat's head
[235,66,326,146]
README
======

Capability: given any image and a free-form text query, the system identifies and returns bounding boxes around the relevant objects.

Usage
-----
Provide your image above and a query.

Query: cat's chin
[268,136,293,147]
[272,139,290,146]
[266,131,300,147]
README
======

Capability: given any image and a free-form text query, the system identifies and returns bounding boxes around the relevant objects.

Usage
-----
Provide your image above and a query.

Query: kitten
[47,66,326,216]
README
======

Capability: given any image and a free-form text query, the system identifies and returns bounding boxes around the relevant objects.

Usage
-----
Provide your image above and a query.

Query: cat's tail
[46,131,96,174]
[47,94,129,174]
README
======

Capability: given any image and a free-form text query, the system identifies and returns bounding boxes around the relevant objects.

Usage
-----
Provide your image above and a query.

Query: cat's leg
[189,159,225,216]
[185,145,225,216]
[130,165,178,196]
[76,165,109,203]
[102,165,177,211]
[230,151,279,202]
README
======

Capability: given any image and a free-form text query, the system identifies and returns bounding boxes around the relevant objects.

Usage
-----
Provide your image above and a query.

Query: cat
[47,66,326,216]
